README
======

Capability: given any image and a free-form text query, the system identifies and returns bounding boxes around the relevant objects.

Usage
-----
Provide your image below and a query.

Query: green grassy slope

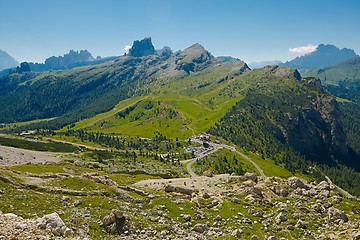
[69,61,251,139]
[303,56,360,86]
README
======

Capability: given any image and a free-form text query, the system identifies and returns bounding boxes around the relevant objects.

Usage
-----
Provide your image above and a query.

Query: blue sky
[1,0,359,63]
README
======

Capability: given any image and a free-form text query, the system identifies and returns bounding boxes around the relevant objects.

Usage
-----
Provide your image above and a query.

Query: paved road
[220,144,265,177]
[183,140,266,178]
[185,147,220,177]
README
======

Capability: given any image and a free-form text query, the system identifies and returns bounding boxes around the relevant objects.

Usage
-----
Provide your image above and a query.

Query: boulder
[317,181,331,191]
[287,177,309,190]
[203,192,211,199]
[251,187,264,199]
[312,203,324,213]
[272,185,289,197]
[241,172,258,183]
[319,190,330,198]
[293,213,301,220]
[164,185,194,195]
[251,235,260,240]
[37,212,71,237]
[328,207,348,223]
[183,214,192,222]
[73,200,82,207]
[352,231,360,240]
[295,219,307,229]
[61,196,70,202]
[232,229,243,238]
[102,209,126,234]
[182,222,191,229]
[203,170,214,177]
[275,212,287,224]
[193,223,206,233]
[231,197,240,204]
[331,196,342,204]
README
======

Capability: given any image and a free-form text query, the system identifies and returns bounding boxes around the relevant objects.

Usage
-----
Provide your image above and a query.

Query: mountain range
[0,49,19,71]
[281,44,357,71]
[0,37,359,197]
[248,60,282,69]
[303,55,360,88]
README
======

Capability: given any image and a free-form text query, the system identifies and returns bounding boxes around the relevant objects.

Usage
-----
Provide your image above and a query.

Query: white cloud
[124,45,131,53]
[289,44,317,54]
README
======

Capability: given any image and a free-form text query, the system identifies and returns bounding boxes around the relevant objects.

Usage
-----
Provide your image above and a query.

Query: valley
[0,37,359,239]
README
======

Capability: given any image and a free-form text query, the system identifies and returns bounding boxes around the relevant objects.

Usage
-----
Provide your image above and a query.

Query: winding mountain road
[184,146,221,177]
[221,144,265,177]
[182,140,265,178]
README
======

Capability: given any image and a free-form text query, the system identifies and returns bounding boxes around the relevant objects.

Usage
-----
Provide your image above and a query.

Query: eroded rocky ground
[0,145,61,166]
[1,159,359,240]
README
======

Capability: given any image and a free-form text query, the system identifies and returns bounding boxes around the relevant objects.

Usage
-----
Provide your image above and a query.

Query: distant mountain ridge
[281,44,357,71]
[0,49,19,71]
[28,50,95,72]
[248,60,282,69]
[303,55,360,88]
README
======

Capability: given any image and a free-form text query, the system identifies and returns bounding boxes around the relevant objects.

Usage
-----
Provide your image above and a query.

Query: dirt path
[43,137,109,151]
[0,145,61,166]
[83,96,148,128]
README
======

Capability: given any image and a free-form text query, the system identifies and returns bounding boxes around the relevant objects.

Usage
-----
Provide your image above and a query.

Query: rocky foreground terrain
[0,166,359,240]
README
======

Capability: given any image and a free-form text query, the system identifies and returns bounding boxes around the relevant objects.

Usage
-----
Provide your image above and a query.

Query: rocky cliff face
[287,95,348,162]
[210,68,351,166]
[128,37,156,57]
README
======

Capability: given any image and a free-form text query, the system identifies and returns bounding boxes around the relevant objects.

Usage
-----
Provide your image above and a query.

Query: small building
[203,142,210,148]
[200,134,210,142]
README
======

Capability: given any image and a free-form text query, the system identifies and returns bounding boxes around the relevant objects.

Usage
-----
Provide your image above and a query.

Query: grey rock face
[128,37,156,57]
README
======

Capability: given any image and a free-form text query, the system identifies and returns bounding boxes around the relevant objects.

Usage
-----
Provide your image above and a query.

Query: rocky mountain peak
[44,50,94,70]
[128,37,156,57]
[179,43,213,64]
[262,65,302,81]
[0,49,19,71]
[173,43,214,74]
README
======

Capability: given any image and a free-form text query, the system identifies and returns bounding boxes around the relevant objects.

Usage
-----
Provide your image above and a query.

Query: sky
[1,0,360,63]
